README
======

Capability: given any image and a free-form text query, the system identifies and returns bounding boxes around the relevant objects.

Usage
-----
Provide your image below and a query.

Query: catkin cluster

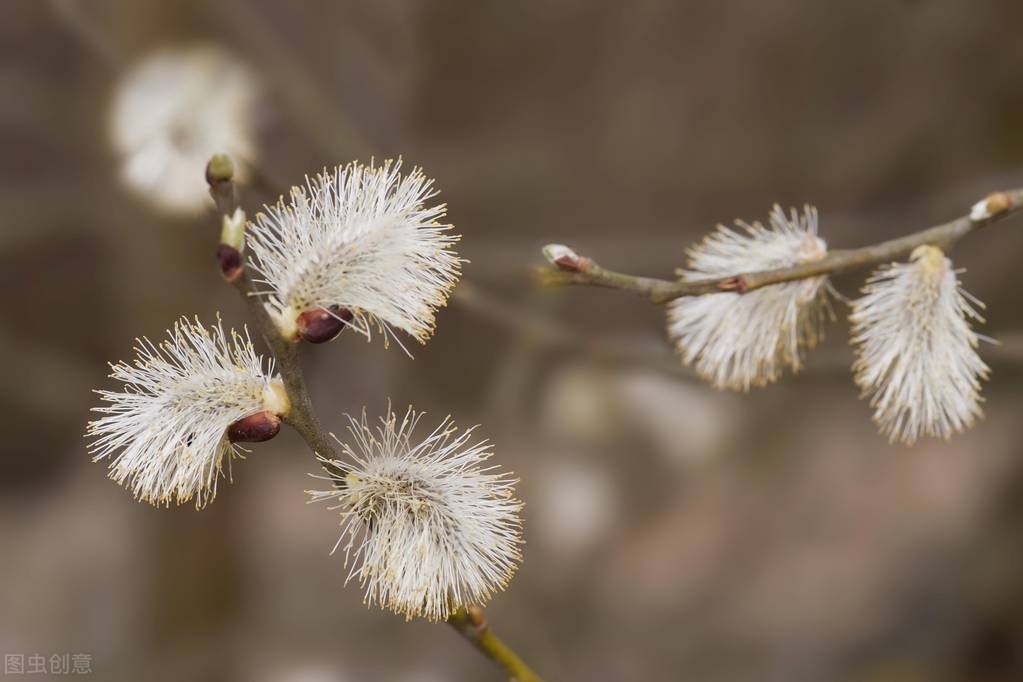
[662,206,989,445]
[88,161,522,621]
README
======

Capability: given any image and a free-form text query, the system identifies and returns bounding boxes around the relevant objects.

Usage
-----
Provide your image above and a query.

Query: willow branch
[207,155,339,461]
[207,155,542,681]
[537,189,1023,303]
[448,607,543,682]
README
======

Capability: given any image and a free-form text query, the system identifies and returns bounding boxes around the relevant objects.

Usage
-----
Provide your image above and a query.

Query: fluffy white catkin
[667,205,831,390]
[850,245,989,444]
[87,317,287,508]
[308,407,523,621]
[246,160,462,351]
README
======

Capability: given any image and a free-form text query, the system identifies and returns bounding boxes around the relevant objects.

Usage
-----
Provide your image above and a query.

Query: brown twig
[207,155,340,462]
[537,190,1023,303]
[206,155,542,682]
[452,282,694,378]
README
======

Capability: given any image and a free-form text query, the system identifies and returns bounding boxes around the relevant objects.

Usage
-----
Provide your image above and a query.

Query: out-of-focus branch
[537,190,1023,303]
[453,282,694,378]
[49,0,121,68]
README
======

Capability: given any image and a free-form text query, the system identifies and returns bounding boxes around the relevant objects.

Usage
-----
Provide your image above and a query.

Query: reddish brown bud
[466,605,488,632]
[216,244,243,282]
[542,244,594,273]
[984,191,1012,216]
[296,306,354,344]
[554,255,580,271]
[717,276,749,293]
[971,191,1014,222]
[227,410,281,443]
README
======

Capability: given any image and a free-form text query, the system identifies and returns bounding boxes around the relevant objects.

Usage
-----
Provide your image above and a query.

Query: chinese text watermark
[4,654,91,675]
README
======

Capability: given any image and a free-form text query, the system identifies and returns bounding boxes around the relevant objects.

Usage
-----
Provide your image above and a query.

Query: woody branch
[536,189,1023,303]
[205,153,542,682]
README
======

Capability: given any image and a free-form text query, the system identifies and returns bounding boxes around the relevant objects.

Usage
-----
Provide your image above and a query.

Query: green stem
[448,607,544,682]
[232,269,340,460]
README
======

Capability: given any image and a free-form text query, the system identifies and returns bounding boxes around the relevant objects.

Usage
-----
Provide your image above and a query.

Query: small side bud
[466,606,488,632]
[296,306,354,344]
[717,276,749,293]
[542,244,589,272]
[206,153,236,213]
[970,191,1012,222]
[216,244,243,282]
[227,410,281,443]
[217,209,246,282]
[205,153,235,186]
[221,208,246,250]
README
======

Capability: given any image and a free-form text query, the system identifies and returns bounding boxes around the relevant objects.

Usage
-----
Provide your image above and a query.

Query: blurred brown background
[3,1,1023,680]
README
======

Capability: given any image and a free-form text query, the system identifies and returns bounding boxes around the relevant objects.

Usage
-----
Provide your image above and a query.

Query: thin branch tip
[536,188,1023,303]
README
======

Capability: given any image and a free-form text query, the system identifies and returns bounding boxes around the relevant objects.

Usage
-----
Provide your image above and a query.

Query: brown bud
[296,306,353,344]
[717,276,749,293]
[227,410,282,443]
[542,244,591,273]
[466,605,488,632]
[555,255,582,271]
[216,244,243,282]
[984,191,1012,217]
